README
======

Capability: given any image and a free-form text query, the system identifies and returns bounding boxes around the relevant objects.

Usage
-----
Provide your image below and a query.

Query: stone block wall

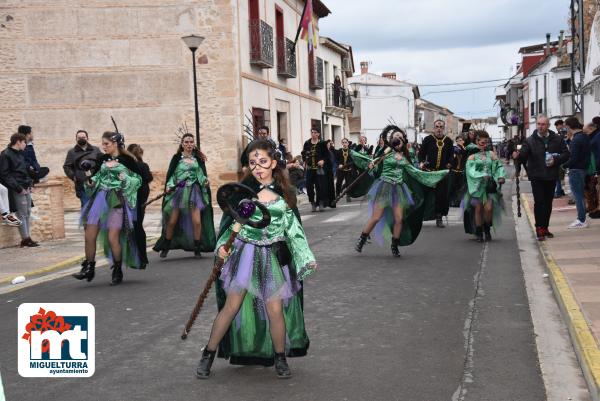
[0,0,242,208]
[0,180,65,249]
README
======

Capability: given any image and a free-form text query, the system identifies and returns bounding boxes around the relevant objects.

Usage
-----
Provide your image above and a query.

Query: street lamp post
[181,34,205,147]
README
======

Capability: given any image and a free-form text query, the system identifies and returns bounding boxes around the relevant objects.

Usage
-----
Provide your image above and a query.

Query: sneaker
[568,219,589,229]
[1,213,21,227]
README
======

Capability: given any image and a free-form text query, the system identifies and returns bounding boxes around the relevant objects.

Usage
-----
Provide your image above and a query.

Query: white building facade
[318,37,354,147]
[523,54,574,135]
[348,65,418,146]
[583,10,600,122]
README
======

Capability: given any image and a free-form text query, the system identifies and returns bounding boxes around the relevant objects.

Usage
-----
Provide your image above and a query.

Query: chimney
[545,33,551,56]
[558,30,565,56]
[360,61,369,75]
[382,72,397,80]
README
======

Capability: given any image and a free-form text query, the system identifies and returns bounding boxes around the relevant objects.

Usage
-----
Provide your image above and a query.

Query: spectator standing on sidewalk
[588,117,600,219]
[554,120,567,198]
[19,125,49,184]
[0,133,38,247]
[63,130,103,207]
[564,117,590,229]
[0,183,21,226]
[513,115,570,240]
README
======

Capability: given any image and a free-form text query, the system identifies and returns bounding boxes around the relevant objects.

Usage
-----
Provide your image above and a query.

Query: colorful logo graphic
[18,303,95,377]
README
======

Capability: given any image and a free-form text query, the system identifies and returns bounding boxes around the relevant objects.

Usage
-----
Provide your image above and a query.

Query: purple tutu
[220,238,301,302]
[170,183,205,212]
[368,180,414,246]
[82,189,136,230]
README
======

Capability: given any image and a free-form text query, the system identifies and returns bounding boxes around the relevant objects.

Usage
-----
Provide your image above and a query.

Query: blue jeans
[555,179,564,195]
[568,169,587,222]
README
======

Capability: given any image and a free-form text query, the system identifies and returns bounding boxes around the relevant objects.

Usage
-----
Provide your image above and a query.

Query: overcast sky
[319,0,570,118]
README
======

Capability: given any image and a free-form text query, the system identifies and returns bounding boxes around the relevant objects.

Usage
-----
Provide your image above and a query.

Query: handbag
[485,179,498,194]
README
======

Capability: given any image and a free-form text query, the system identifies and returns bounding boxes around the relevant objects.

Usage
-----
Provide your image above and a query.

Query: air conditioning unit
[342,57,351,72]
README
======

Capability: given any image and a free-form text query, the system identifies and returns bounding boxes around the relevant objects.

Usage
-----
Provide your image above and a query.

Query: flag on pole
[294,0,318,51]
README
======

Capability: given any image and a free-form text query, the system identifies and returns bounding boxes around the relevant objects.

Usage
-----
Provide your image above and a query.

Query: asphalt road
[0,185,549,401]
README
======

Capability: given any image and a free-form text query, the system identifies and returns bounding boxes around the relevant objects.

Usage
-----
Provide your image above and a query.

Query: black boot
[196,347,216,379]
[274,353,292,379]
[484,223,492,242]
[159,240,171,259]
[110,261,123,286]
[475,226,484,243]
[436,214,445,228]
[355,233,368,253]
[72,260,95,282]
[391,238,401,257]
[194,240,202,258]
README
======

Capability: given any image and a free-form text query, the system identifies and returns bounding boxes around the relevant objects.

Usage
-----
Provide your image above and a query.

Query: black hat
[18,125,32,135]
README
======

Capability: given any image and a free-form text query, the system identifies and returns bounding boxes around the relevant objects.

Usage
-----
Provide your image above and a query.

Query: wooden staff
[181,223,241,340]
[333,147,392,205]
[142,181,185,209]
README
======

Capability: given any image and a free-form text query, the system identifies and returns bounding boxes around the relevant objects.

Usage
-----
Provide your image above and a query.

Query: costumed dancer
[127,144,153,268]
[73,131,142,285]
[335,138,357,202]
[196,140,316,379]
[302,127,328,212]
[418,119,455,227]
[448,135,468,207]
[353,126,448,257]
[153,134,216,258]
[462,131,506,242]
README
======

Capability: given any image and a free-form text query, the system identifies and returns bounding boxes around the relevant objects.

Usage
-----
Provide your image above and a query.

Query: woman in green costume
[462,130,506,242]
[353,126,448,257]
[196,140,316,379]
[153,133,216,258]
[73,131,142,286]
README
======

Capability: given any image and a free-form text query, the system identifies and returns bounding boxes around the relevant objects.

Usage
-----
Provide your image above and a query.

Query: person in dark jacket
[127,144,153,267]
[63,130,103,207]
[513,115,570,240]
[0,133,38,247]
[302,128,328,212]
[563,118,590,229]
[335,138,356,201]
[352,136,373,155]
[18,125,49,184]
[418,119,454,227]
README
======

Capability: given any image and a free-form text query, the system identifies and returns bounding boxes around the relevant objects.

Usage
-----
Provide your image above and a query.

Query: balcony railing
[326,84,353,110]
[309,56,324,90]
[249,19,274,68]
[276,37,297,78]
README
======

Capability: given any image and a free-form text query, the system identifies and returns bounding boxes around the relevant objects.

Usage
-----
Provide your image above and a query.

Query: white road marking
[323,211,362,223]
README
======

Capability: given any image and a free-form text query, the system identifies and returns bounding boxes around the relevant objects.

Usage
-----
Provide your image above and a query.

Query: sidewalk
[522,192,600,400]
[0,194,310,285]
[0,208,163,284]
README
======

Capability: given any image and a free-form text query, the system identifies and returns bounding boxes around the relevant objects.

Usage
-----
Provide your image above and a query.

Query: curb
[522,196,600,401]
[0,237,159,286]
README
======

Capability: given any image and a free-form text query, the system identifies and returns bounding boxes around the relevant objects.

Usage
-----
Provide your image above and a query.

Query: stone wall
[0,0,242,205]
[0,180,65,249]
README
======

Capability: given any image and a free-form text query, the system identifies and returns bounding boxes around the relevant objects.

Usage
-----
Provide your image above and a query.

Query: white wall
[584,12,600,123]
[352,82,415,146]
[238,0,323,157]
[525,56,575,134]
